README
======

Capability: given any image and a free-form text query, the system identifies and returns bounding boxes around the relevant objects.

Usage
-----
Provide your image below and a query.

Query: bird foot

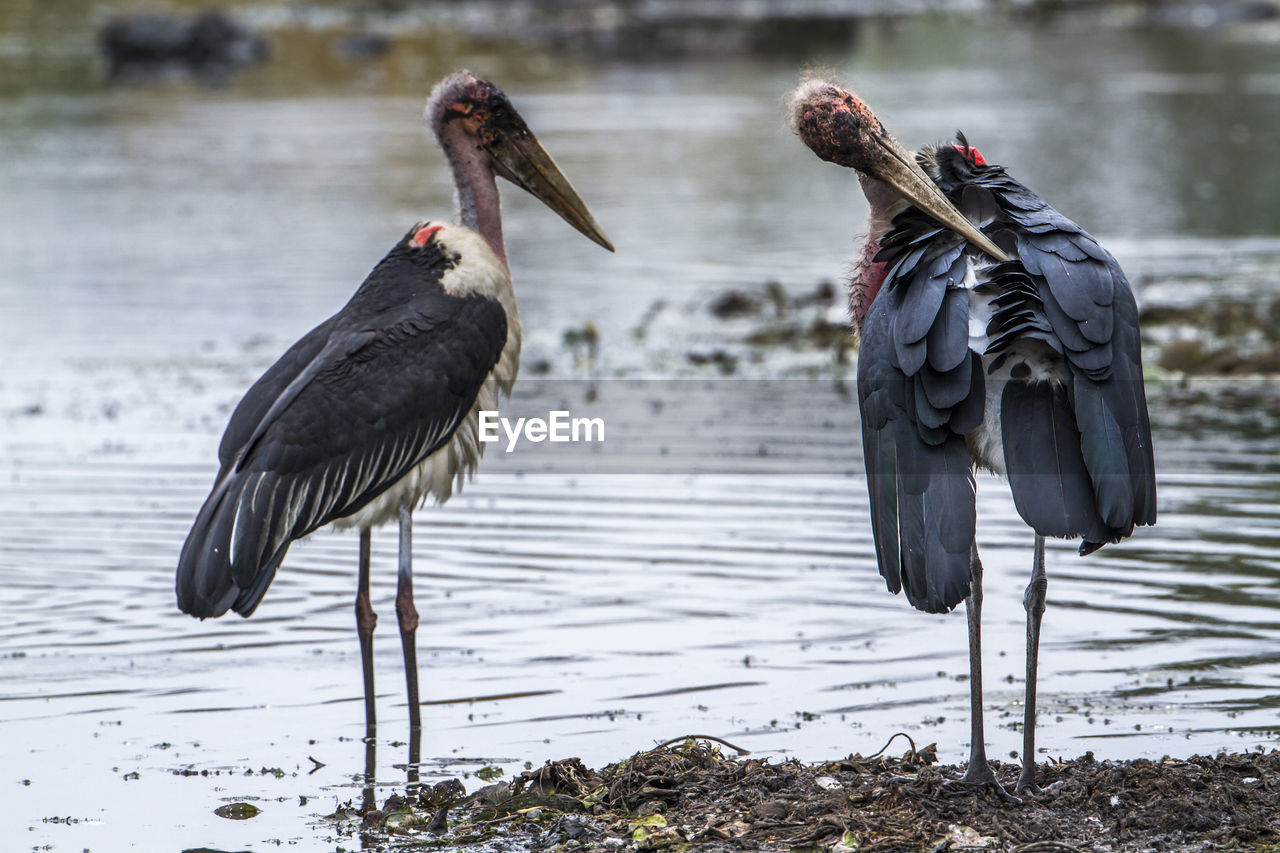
[1014,779,1043,797]
[1015,776,1064,798]
[944,764,1022,805]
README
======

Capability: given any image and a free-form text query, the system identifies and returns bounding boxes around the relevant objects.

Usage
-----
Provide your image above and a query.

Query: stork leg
[355,529,378,813]
[396,505,422,794]
[1016,534,1049,796]
[407,719,422,800]
[356,528,377,734]
[957,541,1018,803]
[361,729,377,814]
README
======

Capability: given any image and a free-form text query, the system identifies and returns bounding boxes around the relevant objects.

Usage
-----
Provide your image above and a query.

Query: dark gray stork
[176,72,613,743]
[789,79,1155,799]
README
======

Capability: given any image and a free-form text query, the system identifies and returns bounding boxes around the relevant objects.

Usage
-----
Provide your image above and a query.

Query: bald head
[788,77,895,174]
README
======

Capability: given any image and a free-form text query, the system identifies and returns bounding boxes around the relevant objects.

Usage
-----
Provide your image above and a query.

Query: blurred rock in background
[100,10,269,83]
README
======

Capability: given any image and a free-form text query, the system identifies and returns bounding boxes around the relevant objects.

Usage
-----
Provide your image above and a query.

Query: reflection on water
[2,10,1280,852]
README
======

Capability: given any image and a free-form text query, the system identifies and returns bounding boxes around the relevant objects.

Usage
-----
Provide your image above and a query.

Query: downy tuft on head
[422,70,614,257]
[425,71,529,145]
[788,76,894,174]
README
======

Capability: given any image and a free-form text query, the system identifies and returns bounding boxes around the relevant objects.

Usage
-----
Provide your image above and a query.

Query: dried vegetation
[344,737,1280,852]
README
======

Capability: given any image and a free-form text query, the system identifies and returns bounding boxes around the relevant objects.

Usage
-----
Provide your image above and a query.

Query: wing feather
[931,143,1156,551]
[859,141,1156,592]
[858,301,973,614]
[177,236,509,618]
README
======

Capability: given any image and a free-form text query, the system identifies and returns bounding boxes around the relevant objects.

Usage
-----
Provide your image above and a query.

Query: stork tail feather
[1000,379,1111,543]
[176,470,294,618]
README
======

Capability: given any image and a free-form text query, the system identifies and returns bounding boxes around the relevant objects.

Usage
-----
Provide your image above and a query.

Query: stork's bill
[491,127,614,253]
[788,78,1008,263]
[436,76,614,252]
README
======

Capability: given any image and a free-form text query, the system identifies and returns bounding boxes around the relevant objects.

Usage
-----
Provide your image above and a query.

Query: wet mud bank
[342,739,1280,852]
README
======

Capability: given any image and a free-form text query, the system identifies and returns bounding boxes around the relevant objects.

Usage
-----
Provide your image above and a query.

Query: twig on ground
[648,734,750,755]
[867,732,917,759]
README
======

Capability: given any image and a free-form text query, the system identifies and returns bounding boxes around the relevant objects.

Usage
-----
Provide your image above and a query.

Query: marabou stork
[789,80,1155,799]
[176,72,613,743]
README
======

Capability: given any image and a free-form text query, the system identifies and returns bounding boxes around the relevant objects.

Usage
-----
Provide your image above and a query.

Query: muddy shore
[336,739,1280,852]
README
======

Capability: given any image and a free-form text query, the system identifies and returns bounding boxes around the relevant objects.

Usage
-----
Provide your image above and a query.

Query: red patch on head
[411,224,444,247]
[955,144,987,166]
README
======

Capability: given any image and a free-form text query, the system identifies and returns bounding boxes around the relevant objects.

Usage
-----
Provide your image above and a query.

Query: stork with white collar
[176,71,613,740]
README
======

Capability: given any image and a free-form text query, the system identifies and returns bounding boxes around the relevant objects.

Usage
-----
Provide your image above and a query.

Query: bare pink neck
[851,175,905,331]
[438,121,508,268]
[851,237,887,331]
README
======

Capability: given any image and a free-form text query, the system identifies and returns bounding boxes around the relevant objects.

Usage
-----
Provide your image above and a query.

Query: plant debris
[1140,297,1280,376]
[699,280,853,370]
[342,739,1280,852]
[696,283,1280,379]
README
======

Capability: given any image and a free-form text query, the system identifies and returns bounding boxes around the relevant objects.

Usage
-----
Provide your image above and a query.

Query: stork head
[788,78,1006,260]
[427,71,614,252]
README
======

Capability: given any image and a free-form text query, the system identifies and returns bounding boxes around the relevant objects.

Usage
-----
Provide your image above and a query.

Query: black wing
[864,141,1155,614]
[859,298,976,614]
[859,214,984,614]
[177,230,508,618]
[932,144,1155,552]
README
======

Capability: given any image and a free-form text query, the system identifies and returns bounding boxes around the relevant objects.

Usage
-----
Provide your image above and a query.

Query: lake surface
[2,9,1280,851]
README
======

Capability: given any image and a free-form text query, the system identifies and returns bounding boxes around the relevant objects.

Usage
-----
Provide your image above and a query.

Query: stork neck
[851,175,907,331]
[851,235,888,331]
[438,121,508,269]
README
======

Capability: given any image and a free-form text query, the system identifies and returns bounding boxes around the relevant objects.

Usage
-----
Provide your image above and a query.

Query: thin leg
[407,722,422,801]
[956,541,1018,803]
[361,730,377,814]
[355,529,378,813]
[394,502,424,794]
[1016,534,1049,796]
[355,529,377,735]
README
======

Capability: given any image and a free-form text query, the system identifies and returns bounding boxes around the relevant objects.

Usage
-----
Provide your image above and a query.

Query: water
[2,9,1280,851]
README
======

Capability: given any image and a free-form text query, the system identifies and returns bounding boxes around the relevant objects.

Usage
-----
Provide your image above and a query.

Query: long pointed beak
[488,130,614,252]
[870,132,1008,262]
